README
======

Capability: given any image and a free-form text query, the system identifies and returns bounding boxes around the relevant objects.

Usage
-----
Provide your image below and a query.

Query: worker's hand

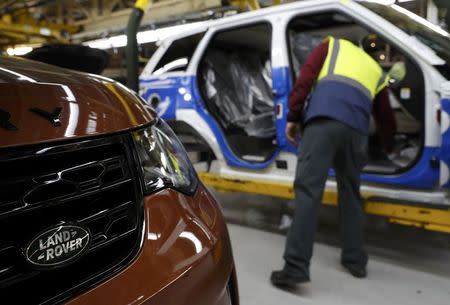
[285,122,302,146]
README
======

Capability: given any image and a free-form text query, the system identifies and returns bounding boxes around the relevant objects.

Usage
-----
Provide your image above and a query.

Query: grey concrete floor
[214,191,450,305]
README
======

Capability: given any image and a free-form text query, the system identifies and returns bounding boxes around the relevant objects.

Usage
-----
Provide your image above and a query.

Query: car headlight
[133,119,198,195]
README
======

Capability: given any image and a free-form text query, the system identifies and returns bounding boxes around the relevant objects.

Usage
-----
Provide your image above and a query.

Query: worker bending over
[271,36,396,287]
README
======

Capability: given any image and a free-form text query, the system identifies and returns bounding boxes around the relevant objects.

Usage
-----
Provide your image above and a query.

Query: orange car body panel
[0,57,155,148]
[66,186,236,305]
[0,57,237,305]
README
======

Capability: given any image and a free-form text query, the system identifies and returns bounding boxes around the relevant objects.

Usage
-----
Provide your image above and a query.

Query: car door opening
[197,23,277,163]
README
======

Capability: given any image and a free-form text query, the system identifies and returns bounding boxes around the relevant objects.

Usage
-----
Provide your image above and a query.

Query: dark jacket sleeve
[372,87,397,153]
[287,41,329,123]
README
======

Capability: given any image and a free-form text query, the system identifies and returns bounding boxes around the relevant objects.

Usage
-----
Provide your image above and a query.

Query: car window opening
[153,32,205,75]
[361,2,450,79]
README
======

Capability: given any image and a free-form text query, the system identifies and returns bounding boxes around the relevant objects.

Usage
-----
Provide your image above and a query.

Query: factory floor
[216,191,450,305]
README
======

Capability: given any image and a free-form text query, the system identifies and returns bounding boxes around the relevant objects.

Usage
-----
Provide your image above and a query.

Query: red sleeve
[372,87,397,153]
[287,41,329,123]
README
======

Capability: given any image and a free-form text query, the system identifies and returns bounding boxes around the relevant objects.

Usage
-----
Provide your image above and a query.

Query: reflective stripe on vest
[317,37,389,100]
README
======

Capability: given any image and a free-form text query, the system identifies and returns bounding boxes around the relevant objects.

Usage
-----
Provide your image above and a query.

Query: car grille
[0,135,143,304]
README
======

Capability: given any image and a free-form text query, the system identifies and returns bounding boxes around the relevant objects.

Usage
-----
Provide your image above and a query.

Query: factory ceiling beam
[227,0,282,10]
[76,0,222,34]
[0,0,17,12]
[0,4,81,48]
[229,0,260,10]
[0,0,285,46]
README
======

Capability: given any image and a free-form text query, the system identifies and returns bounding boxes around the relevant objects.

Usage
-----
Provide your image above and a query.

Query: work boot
[341,262,367,278]
[270,270,310,287]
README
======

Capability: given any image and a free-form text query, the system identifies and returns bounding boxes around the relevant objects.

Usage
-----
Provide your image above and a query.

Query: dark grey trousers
[283,118,369,278]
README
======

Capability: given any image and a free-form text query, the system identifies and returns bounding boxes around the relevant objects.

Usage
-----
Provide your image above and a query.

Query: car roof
[163,0,349,42]
[143,0,445,76]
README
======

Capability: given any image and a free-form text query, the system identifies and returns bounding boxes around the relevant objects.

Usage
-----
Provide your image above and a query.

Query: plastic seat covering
[200,49,276,138]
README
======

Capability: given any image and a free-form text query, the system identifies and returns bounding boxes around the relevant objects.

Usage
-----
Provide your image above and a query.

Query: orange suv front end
[0,57,238,305]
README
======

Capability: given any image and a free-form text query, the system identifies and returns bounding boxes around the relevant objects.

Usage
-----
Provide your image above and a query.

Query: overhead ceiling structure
[71,0,285,41]
[229,0,281,10]
[0,0,81,51]
[0,0,439,53]
[73,0,223,40]
[0,0,285,49]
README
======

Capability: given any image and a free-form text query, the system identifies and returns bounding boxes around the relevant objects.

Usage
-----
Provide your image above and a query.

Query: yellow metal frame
[0,10,80,49]
[229,0,261,10]
[199,172,450,233]
[229,0,281,10]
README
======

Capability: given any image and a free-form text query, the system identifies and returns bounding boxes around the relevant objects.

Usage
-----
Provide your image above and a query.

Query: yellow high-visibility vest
[302,37,390,134]
[318,37,389,101]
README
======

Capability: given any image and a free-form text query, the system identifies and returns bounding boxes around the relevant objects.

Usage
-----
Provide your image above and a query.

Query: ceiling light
[6,46,33,56]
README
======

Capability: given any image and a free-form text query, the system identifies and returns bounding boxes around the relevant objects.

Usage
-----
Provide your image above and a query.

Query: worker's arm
[287,41,329,123]
[372,88,397,153]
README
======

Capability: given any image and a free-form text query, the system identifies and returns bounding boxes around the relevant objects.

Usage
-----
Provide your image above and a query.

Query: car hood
[0,56,155,148]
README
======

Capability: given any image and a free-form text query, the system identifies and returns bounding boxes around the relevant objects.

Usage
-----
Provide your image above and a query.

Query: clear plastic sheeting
[200,49,276,138]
